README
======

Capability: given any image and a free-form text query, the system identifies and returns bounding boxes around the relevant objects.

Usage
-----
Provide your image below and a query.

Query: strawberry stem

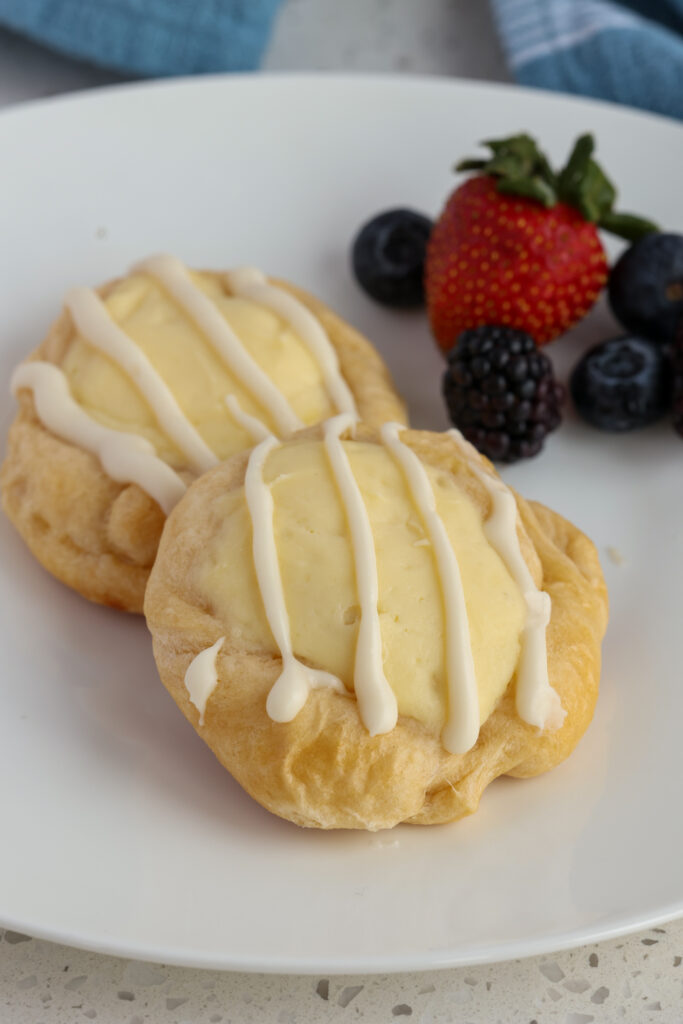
[557,134,595,198]
[456,132,659,238]
[557,134,616,222]
[496,176,556,207]
[454,159,488,171]
[598,210,660,242]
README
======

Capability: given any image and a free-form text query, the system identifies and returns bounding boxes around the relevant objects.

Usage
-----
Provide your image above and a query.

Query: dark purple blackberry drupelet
[442,325,564,463]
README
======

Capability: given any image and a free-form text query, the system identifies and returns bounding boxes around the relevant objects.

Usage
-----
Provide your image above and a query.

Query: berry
[672,323,683,437]
[352,208,433,308]
[608,233,683,342]
[425,133,657,352]
[570,336,671,432]
[426,176,607,348]
[443,325,564,462]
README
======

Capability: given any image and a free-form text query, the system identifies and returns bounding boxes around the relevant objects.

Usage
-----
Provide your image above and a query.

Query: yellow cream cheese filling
[60,272,335,468]
[197,440,527,735]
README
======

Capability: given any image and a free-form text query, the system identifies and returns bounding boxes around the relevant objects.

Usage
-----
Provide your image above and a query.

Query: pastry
[1,256,405,612]
[144,420,608,830]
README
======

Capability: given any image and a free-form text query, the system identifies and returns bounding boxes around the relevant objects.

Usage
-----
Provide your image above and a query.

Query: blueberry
[352,208,433,308]
[608,233,683,342]
[570,335,672,431]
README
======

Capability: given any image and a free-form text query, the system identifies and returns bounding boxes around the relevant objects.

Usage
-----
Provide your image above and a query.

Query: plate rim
[3,900,683,974]
[2,68,683,132]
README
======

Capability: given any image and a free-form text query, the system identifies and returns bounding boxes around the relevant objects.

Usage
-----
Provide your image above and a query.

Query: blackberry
[352,208,433,307]
[442,325,564,463]
[672,322,683,438]
[570,335,671,432]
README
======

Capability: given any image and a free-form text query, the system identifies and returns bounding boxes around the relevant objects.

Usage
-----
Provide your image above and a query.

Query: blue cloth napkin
[0,0,284,76]
[490,0,683,120]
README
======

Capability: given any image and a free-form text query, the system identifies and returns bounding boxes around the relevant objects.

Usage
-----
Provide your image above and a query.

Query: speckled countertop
[1,1,682,1021]
[3,923,683,1022]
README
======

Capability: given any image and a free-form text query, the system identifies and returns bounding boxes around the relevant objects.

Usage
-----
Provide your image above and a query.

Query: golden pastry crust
[1,274,406,613]
[144,426,609,830]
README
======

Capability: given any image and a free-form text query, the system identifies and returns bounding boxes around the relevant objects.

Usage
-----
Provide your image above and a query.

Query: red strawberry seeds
[424,134,657,353]
[426,176,608,350]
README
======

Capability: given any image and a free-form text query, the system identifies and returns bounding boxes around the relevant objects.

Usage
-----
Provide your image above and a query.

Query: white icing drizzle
[65,287,218,476]
[323,414,398,736]
[380,423,480,754]
[11,362,186,514]
[225,268,358,417]
[184,637,224,726]
[245,435,346,723]
[448,429,565,731]
[21,256,358,514]
[224,393,273,443]
[135,254,303,437]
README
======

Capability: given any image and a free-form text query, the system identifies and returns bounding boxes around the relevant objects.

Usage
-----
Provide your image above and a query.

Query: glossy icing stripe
[245,435,346,723]
[448,429,565,731]
[381,423,480,753]
[225,268,358,417]
[323,414,398,736]
[184,637,224,726]
[224,394,273,443]
[12,362,186,514]
[135,255,303,437]
[65,287,218,476]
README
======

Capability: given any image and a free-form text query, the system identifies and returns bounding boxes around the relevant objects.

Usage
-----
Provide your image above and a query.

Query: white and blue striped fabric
[490,0,683,120]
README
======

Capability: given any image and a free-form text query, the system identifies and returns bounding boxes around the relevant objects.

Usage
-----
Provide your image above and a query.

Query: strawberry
[425,134,658,350]
[426,175,607,347]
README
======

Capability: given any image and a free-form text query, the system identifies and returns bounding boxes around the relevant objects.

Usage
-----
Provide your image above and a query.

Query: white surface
[1,74,682,977]
[265,0,509,80]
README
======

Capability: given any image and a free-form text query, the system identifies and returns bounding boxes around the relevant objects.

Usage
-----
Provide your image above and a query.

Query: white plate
[1,74,682,973]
